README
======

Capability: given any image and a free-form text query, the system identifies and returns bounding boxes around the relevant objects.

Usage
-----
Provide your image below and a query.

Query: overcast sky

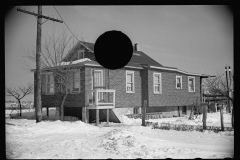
[5,5,233,101]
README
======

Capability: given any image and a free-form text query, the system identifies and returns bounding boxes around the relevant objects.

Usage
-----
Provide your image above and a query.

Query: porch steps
[102,109,121,123]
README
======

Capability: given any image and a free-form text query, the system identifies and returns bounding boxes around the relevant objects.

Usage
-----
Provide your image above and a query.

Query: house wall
[85,67,142,109]
[41,67,85,108]
[148,69,201,107]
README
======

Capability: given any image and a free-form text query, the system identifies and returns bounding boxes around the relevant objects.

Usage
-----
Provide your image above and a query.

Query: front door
[91,70,104,102]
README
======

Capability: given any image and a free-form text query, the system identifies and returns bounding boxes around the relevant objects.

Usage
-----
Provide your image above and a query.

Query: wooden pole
[220,103,224,131]
[225,66,230,113]
[82,107,87,122]
[142,100,147,126]
[17,6,63,123]
[107,109,109,125]
[96,109,99,126]
[202,104,207,130]
[232,105,234,129]
[47,107,49,119]
[228,66,232,113]
[178,106,181,117]
[35,6,42,123]
[189,104,194,120]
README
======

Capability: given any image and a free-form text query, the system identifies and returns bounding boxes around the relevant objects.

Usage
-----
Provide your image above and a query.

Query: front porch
[82,88,116,126]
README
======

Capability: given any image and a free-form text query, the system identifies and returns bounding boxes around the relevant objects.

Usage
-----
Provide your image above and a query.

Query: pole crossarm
[17,8,63,23]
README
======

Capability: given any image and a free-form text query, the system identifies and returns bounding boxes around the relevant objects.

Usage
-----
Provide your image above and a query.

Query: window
[71,70,80,93]
[188,76,195,92]
[46,73,54,95]
[77,50,85,59]
[176,76,182,89]
[126,71,134,93]
[153,73,162,94]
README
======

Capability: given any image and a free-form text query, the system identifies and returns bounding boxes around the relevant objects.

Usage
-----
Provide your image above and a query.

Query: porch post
[96,109,99,126]
[82,106,87,123]
[83,90,89,123]
[106,109,109,124]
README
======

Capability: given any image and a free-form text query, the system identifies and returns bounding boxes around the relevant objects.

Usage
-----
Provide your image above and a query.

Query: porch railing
[86,89,116,107]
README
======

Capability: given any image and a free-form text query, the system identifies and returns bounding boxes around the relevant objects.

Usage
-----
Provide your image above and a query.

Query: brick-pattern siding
[85,67,142,108]
[108,68,142,108]
[41,67,85,108]
[148,69,201,107]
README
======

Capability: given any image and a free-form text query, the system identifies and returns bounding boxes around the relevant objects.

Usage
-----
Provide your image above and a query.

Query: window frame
[176,75,182,89]
[70,69,81,94]
[45,72,55,95]
[153,72,162,94]
[126,70,135,93]
[188,76,195,92]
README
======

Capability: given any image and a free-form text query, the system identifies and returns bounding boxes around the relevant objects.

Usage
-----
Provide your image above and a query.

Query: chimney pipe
[134,43,138,51]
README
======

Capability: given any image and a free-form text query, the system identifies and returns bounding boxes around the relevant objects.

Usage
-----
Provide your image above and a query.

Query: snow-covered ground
[121,112,233,128]
[6,109,234,159]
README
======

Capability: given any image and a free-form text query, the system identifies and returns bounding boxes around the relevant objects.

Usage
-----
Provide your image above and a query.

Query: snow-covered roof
[57,58,91,66]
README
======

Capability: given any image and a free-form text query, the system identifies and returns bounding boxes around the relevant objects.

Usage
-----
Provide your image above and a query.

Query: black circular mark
[94,30,133,70]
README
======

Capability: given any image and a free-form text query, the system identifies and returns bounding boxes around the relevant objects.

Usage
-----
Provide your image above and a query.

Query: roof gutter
[84,63,143,69]
[150,65,214,77]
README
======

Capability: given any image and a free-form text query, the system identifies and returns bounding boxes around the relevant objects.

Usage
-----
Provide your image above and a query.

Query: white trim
[188,76,195,92]
[126,70,135,93]
[153,72,162,94]
[84,63,143,69]
[176,75,182,89]
[91,69,104,90]
[151,66,176,71]
[91,69,104,101]
[125,66,143,69]
[85,63,102,67]
[70,69,81,94]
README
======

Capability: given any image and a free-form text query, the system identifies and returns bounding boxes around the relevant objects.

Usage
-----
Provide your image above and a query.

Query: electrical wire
[53,6,93,53]
[53,6,80,42]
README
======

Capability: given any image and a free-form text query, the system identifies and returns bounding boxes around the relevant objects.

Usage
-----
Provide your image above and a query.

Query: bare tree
[204,73,234,103]
[204,72,234,128]
[6,83,33,117]
[24,29,81,121]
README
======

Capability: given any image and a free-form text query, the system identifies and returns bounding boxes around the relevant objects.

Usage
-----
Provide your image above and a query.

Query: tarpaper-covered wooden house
[34,41,212,123]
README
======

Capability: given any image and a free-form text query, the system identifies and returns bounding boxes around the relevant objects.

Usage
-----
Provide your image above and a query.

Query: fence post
[142,100,147,126]
[220,103,224,131]
[47,107,49,120]
[202,103,207,130]
[106,109,109,125]
[189,104,194,120]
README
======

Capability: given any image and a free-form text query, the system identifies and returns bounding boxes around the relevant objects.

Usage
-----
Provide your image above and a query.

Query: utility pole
[225,65,230,113]
[17,6,63,123]
[228,66,232,112]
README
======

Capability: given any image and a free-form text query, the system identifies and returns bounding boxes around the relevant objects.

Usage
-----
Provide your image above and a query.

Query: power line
[53,6,80,42]
[53,6,93,53]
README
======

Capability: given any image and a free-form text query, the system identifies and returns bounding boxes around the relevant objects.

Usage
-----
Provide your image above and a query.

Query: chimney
[134,43,138,51]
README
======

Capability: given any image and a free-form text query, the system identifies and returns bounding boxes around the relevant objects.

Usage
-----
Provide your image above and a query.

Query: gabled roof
[62,41,163,67]
[57,41,214,78]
